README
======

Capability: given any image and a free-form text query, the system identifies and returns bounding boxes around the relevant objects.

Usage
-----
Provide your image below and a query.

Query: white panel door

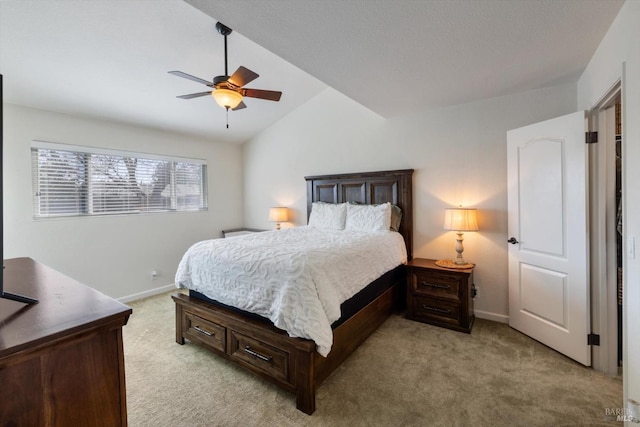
[507,111,590,366]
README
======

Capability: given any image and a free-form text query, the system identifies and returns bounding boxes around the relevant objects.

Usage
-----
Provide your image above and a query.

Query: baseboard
[475,310,509,324]
[118,283,175,303]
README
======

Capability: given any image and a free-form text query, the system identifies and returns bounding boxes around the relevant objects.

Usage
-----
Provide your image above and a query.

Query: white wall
[3,104,244,300]
[577,0,640,412]
[243,83,576,322]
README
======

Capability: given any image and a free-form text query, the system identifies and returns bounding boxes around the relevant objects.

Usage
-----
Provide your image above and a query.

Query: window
[31,141,207,218]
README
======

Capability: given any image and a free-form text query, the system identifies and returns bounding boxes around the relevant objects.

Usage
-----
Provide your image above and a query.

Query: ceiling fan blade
[228,66,259,87]
[232,101,247,111]
[168,71,212,86]
[176,91,212,99]
[242,88,282,102]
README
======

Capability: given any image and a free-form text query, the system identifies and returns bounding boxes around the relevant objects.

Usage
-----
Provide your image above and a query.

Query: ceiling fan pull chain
[226,107,229,129]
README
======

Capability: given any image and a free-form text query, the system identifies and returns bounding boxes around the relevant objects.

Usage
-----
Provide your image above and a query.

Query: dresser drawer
[409,295,461,325]
[184,312,226,353]
[409,269,462,300]
[229,330,290,384]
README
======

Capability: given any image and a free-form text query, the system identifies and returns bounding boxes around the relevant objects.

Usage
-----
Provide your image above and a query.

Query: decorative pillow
[308,202,347,230]
[347,202,402,231]
[390,204,402,232]
[345,202,392,232]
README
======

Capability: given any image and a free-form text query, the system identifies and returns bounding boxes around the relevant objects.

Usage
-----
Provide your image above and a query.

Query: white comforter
[175,226,407,356]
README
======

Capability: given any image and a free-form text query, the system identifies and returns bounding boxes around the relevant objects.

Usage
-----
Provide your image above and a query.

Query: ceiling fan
[169,22,282,127]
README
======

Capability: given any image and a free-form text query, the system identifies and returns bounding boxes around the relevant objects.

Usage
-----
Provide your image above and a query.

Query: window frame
[31,140,208,219]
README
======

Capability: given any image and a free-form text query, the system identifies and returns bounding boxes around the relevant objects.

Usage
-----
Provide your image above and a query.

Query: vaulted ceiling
[0,0,624,144]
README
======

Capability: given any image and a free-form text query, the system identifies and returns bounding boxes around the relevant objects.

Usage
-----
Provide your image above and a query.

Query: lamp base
[435,259,474,269]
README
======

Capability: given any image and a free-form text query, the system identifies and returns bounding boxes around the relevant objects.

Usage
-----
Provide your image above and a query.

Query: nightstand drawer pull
[422,305,451,314]
[420,281,451,290]
[244,345,273,363]
[194,325,215,337]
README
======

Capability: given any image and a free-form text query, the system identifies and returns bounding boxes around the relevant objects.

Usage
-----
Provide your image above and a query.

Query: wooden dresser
[406,258,475,333]
[0,257,132,426]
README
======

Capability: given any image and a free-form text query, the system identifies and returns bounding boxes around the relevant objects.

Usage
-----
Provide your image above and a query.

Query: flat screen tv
[1,74,38,304]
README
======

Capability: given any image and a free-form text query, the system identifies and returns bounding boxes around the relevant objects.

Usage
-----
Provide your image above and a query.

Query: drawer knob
[244,345,273,363]
[420,281,451,290]
[422,305,451,314]
[194,325,214,337]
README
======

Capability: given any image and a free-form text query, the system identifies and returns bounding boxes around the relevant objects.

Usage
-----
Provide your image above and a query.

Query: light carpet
[123,291,622,426]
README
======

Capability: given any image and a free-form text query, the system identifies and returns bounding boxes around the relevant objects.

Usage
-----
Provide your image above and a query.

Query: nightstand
[406,258,475,333]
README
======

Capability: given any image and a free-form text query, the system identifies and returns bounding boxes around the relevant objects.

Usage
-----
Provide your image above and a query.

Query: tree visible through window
[31,142,207,218]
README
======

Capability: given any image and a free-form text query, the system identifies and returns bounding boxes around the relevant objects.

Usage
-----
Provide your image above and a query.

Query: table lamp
[268,207,289,230]
[437,207,478,268]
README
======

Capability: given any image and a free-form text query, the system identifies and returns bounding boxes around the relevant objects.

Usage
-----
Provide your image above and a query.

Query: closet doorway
[590,82,622,377]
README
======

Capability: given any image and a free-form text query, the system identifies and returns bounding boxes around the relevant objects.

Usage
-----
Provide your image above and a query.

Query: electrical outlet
[473,286,478,298]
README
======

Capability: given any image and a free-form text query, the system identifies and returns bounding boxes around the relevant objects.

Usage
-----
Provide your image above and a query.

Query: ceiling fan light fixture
[212,88,243,109]
[170,22,282,123]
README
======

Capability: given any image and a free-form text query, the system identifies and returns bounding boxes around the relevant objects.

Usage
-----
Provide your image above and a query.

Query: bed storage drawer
[183,312,226,352]
[228,330,290,383]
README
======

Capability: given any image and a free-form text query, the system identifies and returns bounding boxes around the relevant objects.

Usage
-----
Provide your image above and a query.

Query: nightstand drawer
[410,270,461,300]
[184,312,226,353]
[409,295,461,324]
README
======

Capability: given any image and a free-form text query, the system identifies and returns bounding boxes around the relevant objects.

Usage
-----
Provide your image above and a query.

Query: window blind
[31,142,207,218]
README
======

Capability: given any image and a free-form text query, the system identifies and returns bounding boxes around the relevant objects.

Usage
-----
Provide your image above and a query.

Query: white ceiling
[188,0,624,118]
[0,0,326,144]
[0,0,625,144]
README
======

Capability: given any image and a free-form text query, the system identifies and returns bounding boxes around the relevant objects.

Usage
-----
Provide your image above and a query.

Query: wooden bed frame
[172,169,414,414]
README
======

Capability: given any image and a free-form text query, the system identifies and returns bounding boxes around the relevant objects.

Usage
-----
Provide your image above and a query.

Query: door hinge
[588,333,600,346]
[585,131,598,144]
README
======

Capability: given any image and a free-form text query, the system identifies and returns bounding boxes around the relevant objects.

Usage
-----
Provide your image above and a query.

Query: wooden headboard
[304,169,414,260]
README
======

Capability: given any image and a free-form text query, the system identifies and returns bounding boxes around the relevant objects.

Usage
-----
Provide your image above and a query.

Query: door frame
[589,80,621,376]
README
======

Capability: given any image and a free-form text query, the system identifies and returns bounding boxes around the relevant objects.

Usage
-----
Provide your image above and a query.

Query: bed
[172,169,413,414]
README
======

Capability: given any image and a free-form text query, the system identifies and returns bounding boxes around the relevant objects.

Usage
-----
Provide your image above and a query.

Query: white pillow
[308,202,347,230]
[345,202,392,232]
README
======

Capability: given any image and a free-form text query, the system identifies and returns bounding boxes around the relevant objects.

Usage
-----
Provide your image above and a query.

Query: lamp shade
[212,88,243,109]
[443,208,478,232]
[268,207,289,223]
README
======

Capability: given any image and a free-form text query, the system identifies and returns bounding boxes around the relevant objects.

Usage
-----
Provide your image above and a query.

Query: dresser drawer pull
[244,345,273,363]
[420,281,451,290]
[422,305,451,314]
[194,325,214,337]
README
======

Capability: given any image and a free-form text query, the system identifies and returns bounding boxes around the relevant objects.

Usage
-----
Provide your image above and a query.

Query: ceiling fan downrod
[216,22,232,78]
[217,22,233,129]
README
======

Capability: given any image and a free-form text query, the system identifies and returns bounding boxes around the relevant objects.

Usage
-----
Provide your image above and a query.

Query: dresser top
[0,257,132,359]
